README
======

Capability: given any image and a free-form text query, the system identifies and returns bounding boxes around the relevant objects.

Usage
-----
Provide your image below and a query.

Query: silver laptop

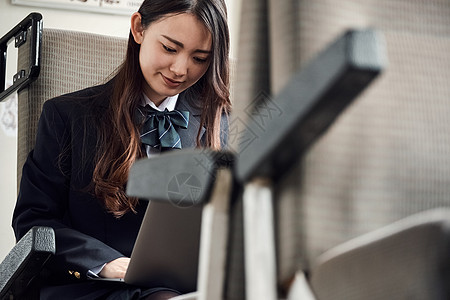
[92,201,202,294]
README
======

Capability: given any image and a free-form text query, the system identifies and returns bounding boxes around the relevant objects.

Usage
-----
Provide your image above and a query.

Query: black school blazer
[12,79,228,285]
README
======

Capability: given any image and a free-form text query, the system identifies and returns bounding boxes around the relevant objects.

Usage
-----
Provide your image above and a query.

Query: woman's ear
[130,12,144,44]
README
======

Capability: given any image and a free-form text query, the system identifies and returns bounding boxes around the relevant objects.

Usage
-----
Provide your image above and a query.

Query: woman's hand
[99,257,130,278]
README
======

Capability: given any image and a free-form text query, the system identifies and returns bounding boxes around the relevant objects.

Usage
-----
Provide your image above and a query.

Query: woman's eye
[163,44,176,53]
[194,57,208,63]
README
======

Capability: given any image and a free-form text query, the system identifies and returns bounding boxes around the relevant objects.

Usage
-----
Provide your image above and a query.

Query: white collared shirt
[141,94,180,157]
[142,93,178,112]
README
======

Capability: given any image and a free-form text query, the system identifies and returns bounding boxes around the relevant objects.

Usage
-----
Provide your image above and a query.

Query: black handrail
[0,12,42,102]
[235,29,386,182]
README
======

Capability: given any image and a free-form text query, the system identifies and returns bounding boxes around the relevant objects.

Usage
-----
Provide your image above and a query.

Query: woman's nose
[169,56,188,77]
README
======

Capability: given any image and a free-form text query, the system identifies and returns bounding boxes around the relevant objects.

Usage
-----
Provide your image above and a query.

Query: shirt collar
[142,93,179,111]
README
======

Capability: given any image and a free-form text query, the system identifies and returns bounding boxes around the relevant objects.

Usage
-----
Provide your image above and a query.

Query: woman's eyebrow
[162,35,211,54]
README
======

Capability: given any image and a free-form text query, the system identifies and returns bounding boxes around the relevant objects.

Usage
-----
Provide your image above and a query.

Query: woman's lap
[40,281,181,300]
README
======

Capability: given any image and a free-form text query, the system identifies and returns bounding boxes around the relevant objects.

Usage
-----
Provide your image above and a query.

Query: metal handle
[0,12,42,102]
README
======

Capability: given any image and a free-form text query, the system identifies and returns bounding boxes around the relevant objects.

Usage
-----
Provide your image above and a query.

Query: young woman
[12,0,230,299]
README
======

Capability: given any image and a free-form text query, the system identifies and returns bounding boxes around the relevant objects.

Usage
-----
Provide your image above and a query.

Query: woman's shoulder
[43,81,112,117]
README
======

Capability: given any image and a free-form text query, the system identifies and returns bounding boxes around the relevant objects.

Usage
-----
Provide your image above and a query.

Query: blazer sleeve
[12,99,124,280]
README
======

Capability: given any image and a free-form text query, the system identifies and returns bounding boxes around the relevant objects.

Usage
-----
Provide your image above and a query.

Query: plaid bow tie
[137,105,189,149]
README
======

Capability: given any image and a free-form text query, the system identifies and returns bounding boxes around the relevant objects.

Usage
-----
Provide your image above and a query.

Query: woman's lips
[161,74,183,88]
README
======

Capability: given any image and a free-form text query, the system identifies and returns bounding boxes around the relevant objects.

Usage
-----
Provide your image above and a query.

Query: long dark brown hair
[92,0,231,217]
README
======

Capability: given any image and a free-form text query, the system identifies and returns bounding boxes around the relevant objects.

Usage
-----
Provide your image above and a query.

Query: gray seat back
[17,28,127,185]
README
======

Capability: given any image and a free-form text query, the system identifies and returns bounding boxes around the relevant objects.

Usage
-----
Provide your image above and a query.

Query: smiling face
[130,12,212,106]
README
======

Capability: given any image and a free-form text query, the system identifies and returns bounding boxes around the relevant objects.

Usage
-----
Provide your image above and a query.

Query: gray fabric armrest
[310,209,450,300]
[0,226,55,299]
[127,149,234,206]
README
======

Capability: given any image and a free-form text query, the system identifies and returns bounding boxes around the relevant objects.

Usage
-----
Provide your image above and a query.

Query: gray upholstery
[310,209,450,300]
[17,29,127,185]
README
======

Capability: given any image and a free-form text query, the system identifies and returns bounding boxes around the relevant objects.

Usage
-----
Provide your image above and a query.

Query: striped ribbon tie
[137,105,189,149]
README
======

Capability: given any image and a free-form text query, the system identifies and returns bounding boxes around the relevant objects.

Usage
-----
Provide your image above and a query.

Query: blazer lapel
[175,91,205,148]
